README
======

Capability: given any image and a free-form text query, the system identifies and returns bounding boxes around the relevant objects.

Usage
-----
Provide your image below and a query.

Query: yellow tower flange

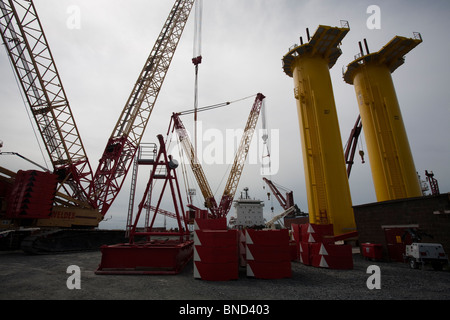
[282,23,356,236]
[343,34,423,202]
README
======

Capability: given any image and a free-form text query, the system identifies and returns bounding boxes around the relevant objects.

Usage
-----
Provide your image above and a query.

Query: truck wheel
[409,258,418,269]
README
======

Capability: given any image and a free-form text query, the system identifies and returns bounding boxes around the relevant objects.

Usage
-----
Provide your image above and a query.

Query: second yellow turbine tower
[343,34,423,202]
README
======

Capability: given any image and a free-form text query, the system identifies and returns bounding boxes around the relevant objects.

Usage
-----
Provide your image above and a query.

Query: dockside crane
[0,0,196,251]
[262,177,305,226]
[344,115,364,178]
[262,177,296,211]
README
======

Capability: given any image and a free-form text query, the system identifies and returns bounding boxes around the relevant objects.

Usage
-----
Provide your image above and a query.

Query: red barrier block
[311,254,327,268]
[311,254,353,270]
[245,229,289,246]
[239,232,247,267]
[246,243,290,262]
[299,241,311,265]
[194,261,238,281]
[247,260,291,279]
[194,229,238,246]
[290,240,299,261]
[193,228,239,281]
[300,224,311,242]
[290,225,300,261]
[291,223,301,242]
[326,255,353,269]
[310,242,353,269]
[309,242,352,257]
[194,245,238,263]
[194,217,227,230]
[301,223,334,243]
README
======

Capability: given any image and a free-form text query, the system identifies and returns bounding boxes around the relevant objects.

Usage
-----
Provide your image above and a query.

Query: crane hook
[359,150,365,164]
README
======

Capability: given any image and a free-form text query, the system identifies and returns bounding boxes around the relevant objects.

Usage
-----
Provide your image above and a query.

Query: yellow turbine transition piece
[282,23,356,236]
[343,34,423,202]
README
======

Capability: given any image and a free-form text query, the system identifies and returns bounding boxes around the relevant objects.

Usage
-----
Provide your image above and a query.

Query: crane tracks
[20,229,128,255]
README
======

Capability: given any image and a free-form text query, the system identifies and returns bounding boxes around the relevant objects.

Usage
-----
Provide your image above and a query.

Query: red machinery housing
[6,170,57,220]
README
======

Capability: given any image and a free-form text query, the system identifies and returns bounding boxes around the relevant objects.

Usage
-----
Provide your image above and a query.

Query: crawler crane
[0,0,196,252]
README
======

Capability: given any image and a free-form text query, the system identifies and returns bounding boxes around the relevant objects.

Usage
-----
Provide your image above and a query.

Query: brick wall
[353,193,450,260]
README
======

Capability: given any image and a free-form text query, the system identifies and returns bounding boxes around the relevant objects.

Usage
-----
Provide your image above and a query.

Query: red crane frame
[0,0,196,225]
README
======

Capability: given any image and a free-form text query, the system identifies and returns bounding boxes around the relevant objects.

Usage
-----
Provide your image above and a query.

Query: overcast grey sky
[1,0,449,229]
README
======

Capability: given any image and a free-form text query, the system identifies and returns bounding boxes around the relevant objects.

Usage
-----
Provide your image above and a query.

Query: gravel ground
[1,250,449,302]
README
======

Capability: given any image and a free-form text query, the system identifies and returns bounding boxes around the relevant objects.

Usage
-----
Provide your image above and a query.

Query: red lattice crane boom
[262,177,295,211]
[89,0,196,216]
[0,0,93,206]
[216,93,265,217]
[171,93,266,218]
[171,113,218,212]
[1,0,196,226]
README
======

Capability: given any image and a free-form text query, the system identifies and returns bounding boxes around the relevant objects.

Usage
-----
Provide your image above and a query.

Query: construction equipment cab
[404,243,449,271]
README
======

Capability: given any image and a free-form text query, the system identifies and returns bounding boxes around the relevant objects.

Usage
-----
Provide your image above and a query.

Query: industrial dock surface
[1,250,449,301]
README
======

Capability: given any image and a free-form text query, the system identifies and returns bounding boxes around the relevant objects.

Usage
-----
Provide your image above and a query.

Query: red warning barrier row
[193,218,239,281]
[309,242,353,269]
[294,223,354,270]
[245,229,291,279]
[193,221,293,280]
[300,223,334,243]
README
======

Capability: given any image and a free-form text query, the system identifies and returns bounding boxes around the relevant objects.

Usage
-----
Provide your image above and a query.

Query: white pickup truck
[404,243,449,271]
